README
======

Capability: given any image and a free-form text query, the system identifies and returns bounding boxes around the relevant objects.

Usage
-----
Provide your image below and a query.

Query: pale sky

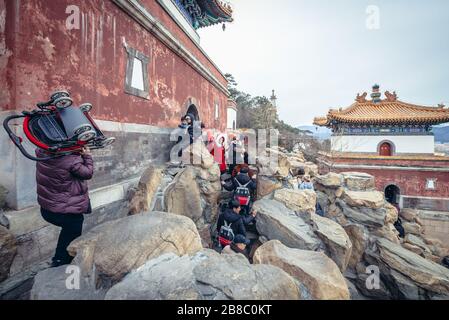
[198,0,449,126]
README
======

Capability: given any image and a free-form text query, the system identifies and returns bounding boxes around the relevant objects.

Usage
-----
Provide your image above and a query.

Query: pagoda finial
[371,84,382,103]
[270,89,277,108]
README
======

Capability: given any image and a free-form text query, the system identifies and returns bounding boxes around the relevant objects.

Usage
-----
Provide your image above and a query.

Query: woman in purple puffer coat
[36,146,94,267]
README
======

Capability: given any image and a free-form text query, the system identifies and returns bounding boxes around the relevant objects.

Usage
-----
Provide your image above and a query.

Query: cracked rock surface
[106,250,304,300]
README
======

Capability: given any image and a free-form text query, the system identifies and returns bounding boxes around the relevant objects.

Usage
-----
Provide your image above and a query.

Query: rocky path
[4,143,449,300]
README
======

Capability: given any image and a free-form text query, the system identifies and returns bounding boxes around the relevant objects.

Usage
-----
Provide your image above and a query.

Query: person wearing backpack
[222,234,251,260]
[221,166,257,215]
[216,200,256,248]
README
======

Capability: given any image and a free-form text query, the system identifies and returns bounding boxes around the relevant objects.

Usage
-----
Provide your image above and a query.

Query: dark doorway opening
[186,104,200,121]
[385,184,401,205]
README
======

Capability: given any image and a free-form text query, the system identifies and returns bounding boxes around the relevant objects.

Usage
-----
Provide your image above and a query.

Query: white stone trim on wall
[94,119,173,134]
[331,135,435,154]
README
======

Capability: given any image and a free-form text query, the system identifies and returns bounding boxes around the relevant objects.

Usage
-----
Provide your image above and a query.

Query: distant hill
[297,125,332,140]
[433,125,449,143]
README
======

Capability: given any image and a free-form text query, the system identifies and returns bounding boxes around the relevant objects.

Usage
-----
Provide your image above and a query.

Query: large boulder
[385,203,399,224]
[400,208,419,223]
[252,199,321,251]
[257,176,283,199]
[257,148,291,178]
[129,166,164,215]
[164,167,203,223]
[253,240,350,300]
[375,238,449,295]
[341,189,385,209]
[343,224,369,269]
[371,223,401,245]
[315,173,343,189]
[402,222,423,236]
[311,214,352,272]
[304,162,319,177]
[31,265,107,300]
[164,164,221,248]
[404,234,431,255]
[0,226,17,283]
[68,212,203,288]
[181,142,215,169]
[336,199,386,227]
[106,250,303,300]
[341,172,375,191]
[273,189,316,215]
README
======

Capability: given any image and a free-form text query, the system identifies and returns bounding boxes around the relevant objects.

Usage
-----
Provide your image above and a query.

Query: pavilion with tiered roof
[314,85,449,212]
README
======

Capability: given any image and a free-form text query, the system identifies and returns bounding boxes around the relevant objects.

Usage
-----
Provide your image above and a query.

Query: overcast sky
[198,0,449,126]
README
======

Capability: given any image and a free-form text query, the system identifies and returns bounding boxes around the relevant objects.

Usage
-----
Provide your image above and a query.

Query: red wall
[0,0,228,130]
[319,156,449,198]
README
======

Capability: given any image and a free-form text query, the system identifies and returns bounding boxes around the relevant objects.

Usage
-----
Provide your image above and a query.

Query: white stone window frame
[426,178,437,191]
[124,47,150,100]
[214,101,220,120]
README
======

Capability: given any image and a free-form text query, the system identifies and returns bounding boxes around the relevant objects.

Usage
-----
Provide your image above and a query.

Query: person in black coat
[184,113,203,145]
[217,200,256,238]
[221,167,256,193]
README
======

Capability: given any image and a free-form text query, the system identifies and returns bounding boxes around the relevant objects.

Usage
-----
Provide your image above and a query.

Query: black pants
[41,208,84,263]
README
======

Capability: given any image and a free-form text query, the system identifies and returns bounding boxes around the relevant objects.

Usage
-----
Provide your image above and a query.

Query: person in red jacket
[209,135,227,174]
[36,146,94,267]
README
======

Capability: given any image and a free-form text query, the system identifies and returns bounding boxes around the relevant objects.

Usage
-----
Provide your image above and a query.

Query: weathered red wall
[1,0,228,130]
[319,156,449,198]
[138,0,227,86]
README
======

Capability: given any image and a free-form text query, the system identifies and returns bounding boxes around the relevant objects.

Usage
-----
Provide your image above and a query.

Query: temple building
[314,85,449,214]
[1,0,233,210]
[0,0,233,297]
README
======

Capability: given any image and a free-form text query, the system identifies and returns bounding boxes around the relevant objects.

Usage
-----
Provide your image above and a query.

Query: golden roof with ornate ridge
[314,85,449,127]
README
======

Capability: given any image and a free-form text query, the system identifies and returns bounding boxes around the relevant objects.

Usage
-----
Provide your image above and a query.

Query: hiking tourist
[222,234,251,260]
[299,175,314,190]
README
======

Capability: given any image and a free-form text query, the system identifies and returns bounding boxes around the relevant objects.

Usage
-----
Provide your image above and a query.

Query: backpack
[234,178,251,206]
[219,221,235,247]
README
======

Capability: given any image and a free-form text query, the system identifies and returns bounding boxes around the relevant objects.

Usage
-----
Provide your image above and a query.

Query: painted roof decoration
[175,0,234,29]
[314,85,449,126]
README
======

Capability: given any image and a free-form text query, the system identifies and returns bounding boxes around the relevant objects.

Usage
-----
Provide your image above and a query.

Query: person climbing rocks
[222,234,251,260]
[299,175,314,190]
[222,166,257,193]
[227,135,244,175]
[231,162,256,179]
[209,135,227,174]
[36,146,94,268]
[217,200,256,240]
[184,113,203,145]
[222,166,257,216]
[175,116,189,159]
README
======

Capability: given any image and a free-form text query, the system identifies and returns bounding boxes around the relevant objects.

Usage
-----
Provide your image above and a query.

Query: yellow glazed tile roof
[314,91,449,126]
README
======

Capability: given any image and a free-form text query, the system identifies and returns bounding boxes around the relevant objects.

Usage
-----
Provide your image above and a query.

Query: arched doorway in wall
[378,141,394,156]
[385,184,401,205]
[186,104,200,121]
